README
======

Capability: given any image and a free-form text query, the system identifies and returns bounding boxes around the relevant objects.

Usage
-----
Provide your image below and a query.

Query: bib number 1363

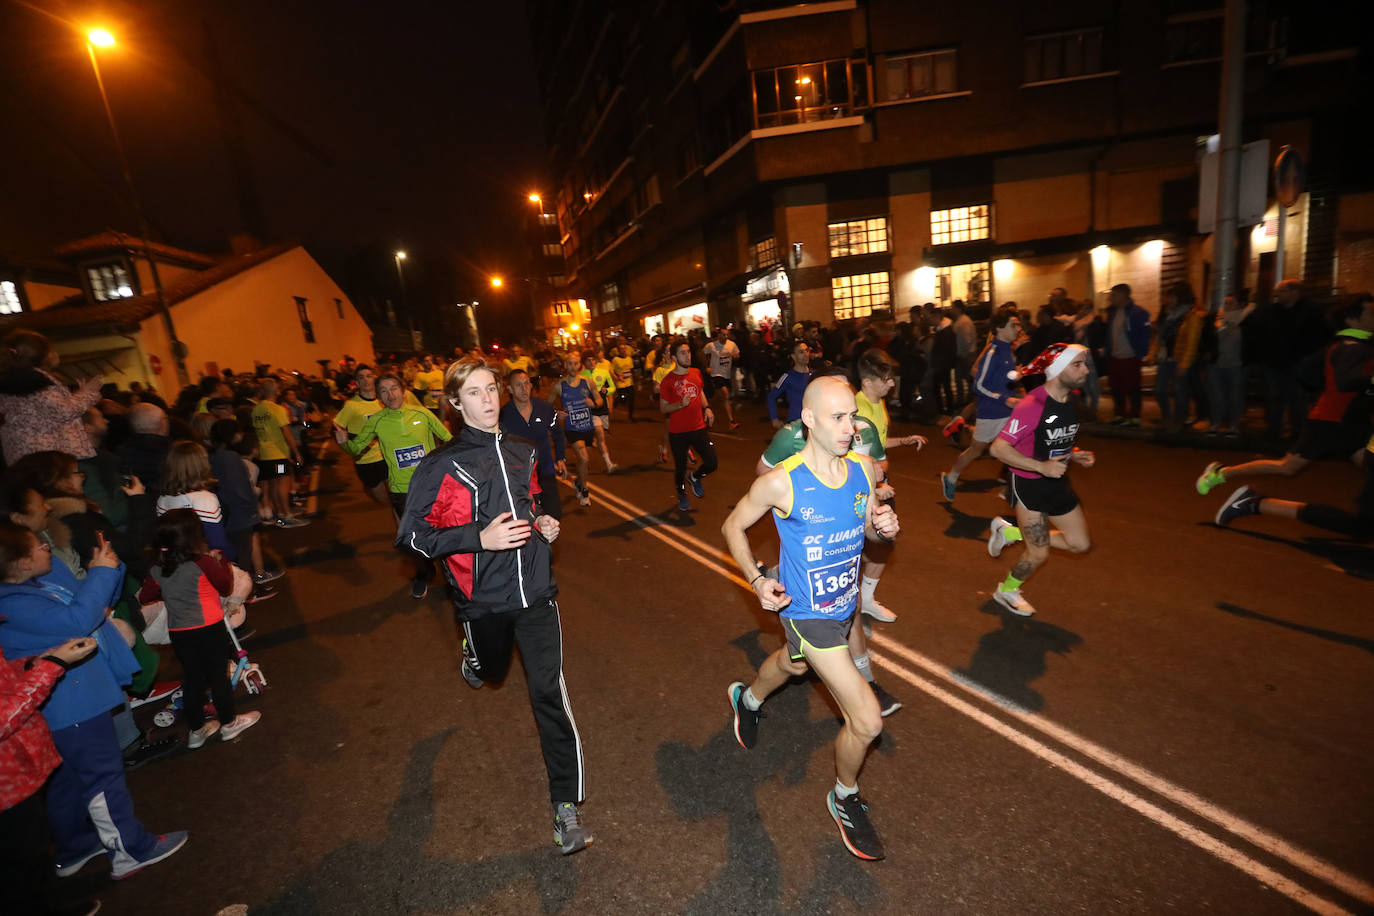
[809,556,859,612]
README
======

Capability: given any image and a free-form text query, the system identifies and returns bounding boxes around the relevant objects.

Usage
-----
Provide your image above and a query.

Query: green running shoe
[1196,461,1226,495]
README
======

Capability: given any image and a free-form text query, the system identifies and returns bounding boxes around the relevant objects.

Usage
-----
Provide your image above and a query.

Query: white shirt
[704,339,739,379]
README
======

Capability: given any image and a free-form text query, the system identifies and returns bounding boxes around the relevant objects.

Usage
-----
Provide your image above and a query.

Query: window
[831,272,891,321]
[675,135,700,180]
[876,49,957,102]
[542,243,563,257]
[598,280,622,316]
[937,262,991,305]
[1025,27,1105,82]
[1163,11,1223,64]
[752,58,868,128]
[538,212,558,226]
[87,263,134,301]
[552,300,572,317]
[751,236,778,270]
[930,205,991,245]
[828,218,889,258]
[293,296,315,343]
[0,280,22,315]
[547,275,568,287]
[334,297,344,319]
[632,175,661,215]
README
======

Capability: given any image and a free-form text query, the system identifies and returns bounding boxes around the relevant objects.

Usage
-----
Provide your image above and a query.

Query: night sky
[1,0,546,341]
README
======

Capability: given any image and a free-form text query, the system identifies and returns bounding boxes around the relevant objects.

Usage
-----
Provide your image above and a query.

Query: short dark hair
[990,311,1018,332]
[506,368,529,384]
[0,519,37,579]
[1341,292,1374,322]
[856,347,896,382]
[1111,283,1132,296]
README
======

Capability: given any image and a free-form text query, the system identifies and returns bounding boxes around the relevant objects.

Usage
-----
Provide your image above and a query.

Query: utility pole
[1210,0,1246,309]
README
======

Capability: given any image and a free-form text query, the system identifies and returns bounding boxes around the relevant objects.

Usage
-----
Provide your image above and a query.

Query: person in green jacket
[335,374,452,598]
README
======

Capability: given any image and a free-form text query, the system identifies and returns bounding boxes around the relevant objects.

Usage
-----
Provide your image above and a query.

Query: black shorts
[708,375,729,398]
[783,613,855,661]
[565,428,596,447]
[1010,474,1080,517]
[1291,420,1369,462]
[355,459,389,491]
[256,458,291,480]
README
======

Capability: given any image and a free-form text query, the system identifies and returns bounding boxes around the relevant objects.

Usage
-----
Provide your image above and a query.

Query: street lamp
[527,193,541,204]
[393,250,409,314]
[489,276,504,289]
[85,27,190,386]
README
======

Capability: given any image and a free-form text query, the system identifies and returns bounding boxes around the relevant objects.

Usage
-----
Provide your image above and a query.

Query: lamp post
[394,250,408,313]
[86,28,189,387]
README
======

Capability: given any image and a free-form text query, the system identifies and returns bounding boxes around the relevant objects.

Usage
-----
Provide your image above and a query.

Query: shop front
[743,265,788,333]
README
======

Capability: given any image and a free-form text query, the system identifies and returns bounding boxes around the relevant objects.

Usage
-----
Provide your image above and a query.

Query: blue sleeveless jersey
[772,452,872,621]
[560,379,594,432]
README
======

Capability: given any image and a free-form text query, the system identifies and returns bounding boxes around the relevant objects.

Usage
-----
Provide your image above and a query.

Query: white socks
[860,576,879,605]
[834,779,858,799]
[742,687,762,711]
[852,652,874,683]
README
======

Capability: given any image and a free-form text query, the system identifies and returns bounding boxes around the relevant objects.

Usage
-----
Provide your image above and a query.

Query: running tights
[669,427,718,492]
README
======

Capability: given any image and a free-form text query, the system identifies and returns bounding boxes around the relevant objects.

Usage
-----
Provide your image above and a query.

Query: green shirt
[250,400,293,460]
[344,405,452,492]
[760,416,885,468]
[334,395,385,465]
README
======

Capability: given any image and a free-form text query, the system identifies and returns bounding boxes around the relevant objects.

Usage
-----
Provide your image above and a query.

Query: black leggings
[1295,456,1374,539]
[170,622,236,729]
[669,427,718,492]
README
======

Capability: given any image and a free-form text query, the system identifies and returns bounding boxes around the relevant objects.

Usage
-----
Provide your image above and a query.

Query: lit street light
[393,250,408,317]
[489,276,504,289]
[527,193,541,204]
[85,26,189,386]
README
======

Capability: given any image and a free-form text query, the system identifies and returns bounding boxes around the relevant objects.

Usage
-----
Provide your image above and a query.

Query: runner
[704,325,741,430]
[650,342,677,464]
[335,374,451,598]
[580,350,618,473]
[500,368,566,520]
[986,343,1095,616]
[249,377,307,528]
[722,375,901,860]
[757,381,903,716]
[659,337,718,512]
[768,340,812,429]
[942,312,1023,501]
[552,353,600,507]
[853,348,926,623]
[398,358,590,855]
[1196,295,1374,497]
[413,355,447,418]
[1213,433,1372,538]
[609,342,637,423]
[332,364,389,504]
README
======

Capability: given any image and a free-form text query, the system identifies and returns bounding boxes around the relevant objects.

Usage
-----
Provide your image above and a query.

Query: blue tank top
[772,452,872,621]
[560,379,594,432]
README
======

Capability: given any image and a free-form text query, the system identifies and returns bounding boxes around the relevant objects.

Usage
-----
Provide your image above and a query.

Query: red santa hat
[1024,343,1088,380]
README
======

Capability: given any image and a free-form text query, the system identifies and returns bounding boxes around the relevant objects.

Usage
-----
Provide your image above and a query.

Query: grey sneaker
[220,711,261,741]
[1215,486,1261,527]
[870,682,902,717]
[111,830,188,880]
[187,721,221,750]
[993,586,1036,617]
[553,802,592,855]
[988,517,1015,557]
[940,471,957,502]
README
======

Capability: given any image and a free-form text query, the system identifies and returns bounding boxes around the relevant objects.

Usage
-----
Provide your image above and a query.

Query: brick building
[526,0,1368,338]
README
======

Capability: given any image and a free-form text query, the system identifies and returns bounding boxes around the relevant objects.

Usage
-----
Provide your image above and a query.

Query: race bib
[394,444,427,469]
[567,404,591,429]
[808,556,860,616]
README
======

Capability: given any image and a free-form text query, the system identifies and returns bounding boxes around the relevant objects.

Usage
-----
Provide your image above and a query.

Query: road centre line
[571,477,1372,911]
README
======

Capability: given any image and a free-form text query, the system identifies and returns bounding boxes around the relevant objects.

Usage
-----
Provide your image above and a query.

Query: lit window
[828,218,889,258]
[751,236,778,270]
[831,272,891,321]
[876,49,957,102]
[930,205,991,245]
[542,243,563,257]
[87,263,134,301]
[0,280,21,315]
[936,262,991,305]
[1025,28,1105,83]
[751,58,868,129]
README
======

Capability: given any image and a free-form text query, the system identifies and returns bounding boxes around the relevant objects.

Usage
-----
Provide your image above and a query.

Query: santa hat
[1024,343,1088,380]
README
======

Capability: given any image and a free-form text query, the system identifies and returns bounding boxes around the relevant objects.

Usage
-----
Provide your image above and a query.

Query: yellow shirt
[856,390,889,446]
[250,400,292,460]
[413,368,446,408]
[334,395,385,464]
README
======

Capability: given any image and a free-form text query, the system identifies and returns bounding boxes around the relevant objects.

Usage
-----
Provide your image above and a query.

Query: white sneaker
[988,517,1015,557]
[861,598,897,623]
[220,711,261,741]
[993,586,1035,617]
[187,721,221,750]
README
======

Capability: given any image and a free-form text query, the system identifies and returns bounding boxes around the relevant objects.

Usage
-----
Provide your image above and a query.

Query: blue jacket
[972,339,1018,420]
[1102,301,1153,359]
[210,445,260,534]
[769,369,811,422]
[499,397,565,475]
[0,559,138,731]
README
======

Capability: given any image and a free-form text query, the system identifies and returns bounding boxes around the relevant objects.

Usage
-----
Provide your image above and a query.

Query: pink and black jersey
[997,386,1081,479]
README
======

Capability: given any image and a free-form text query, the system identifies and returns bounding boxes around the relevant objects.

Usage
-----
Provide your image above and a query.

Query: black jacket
[396,424,556,620]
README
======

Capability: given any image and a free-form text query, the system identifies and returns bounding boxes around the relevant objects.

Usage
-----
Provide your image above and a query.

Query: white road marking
[573,477,1372,913]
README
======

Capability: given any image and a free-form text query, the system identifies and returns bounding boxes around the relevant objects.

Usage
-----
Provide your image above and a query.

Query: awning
[51,347,138,383]
[626,282,706,317]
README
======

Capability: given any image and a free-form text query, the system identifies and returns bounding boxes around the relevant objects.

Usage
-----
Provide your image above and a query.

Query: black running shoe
[828,789,885,860]
[871,682,902,717]
[410,579,428,600]
[728,681,760,749]
[552,802,593,855]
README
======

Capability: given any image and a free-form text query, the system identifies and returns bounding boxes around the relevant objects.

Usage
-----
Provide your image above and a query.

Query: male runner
[413,356,447,418]
[704,325,741,430]
[758,391,903,716]
[500,368,566,519]
[332,365,390,504]
[768,340,812,429]
[854,348,926,623]
[723,376,900,860]
[398,358,590,855]
[986,344,1095,616]
[942,312,1022,501]
[336,374,451,598]
[580,351,618,472]
[552,354,600,506]
[609,343,637,422]
[250,377,307,528]
[660,338,718,512]
[1196,295,1374,496]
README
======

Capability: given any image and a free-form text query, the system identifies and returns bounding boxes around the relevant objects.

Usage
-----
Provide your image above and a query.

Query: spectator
[1073,301,1104,419]
[927,308,957,416]
[950,300,977,406]
[1148,282,1206,431]
[116,403,173,501]
[79,406,130,529]
[1099,283,1152,425]
[1209,296,1256,436]
[208,419,276,585]
[1254,279,1330,439]
[156,441,231,555]
[0,330,103,465]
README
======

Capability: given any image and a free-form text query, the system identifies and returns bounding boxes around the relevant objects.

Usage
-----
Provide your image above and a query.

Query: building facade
[527,0,1367,338]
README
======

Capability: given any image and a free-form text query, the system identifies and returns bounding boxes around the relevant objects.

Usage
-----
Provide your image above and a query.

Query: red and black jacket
[396,424,556,620]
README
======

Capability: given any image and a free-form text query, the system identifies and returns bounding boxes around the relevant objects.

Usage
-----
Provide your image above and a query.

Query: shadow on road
[951,601,1082,712]
[1216,602,1374,655]
[652,630,889,914]
[252,729,579,915]
[1201,522,1374,579]
[584,505,703,540]
[939,502,996,542]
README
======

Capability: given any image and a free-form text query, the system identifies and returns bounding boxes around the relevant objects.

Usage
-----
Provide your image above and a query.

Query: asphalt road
[93,404,1372,916]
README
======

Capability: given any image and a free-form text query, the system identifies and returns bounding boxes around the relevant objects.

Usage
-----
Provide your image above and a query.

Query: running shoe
[987,516,1015,557]
[871,682,902,717]
[727,681,760,749]
[275,516,310,529]
[220,711,261,741]
[577,487,591,507]
[553,802,593,855]
[677,492,691,512]
[460,639,484,690]
[827,789,884,860]
[605,462,619,474]
[410,579,428,600]
[940,471,957,502]
[55,843,108,877]
[1215,486,1261,527]
[729,421,741,431]
[1196,461,1226,495]
[111,830,188,880]
[993,586,1035,617]
[254,569,285,585]
[687,469,705,499]
[941,416,965,438]
[657,445,668,464]
[861,598,897,623]
[186,721,221,750]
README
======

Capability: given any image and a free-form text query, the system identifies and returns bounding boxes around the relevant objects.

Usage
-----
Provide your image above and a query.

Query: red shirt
[660,368,708,433]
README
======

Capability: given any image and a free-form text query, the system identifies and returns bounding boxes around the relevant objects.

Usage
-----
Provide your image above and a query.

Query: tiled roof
[54,230,220,268]
[0,241,300,335]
